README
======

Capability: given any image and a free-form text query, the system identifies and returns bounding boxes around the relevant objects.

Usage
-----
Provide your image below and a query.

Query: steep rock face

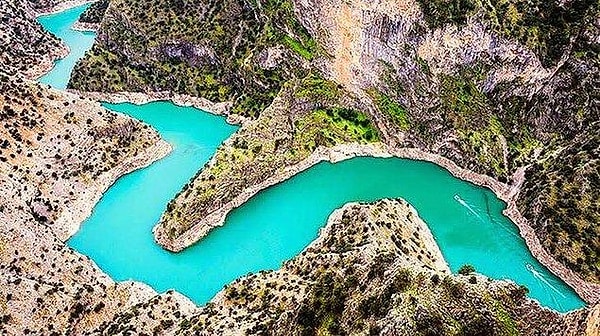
[0,73,193,334]
[88,200,600,335]
[0,0,68,79]
[294,0,597,178]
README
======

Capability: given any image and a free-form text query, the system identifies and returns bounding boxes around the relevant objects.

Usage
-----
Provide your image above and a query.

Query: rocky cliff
[69,0,598,294]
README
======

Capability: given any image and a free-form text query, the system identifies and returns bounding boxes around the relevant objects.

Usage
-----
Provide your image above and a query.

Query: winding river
[38,4,585,313]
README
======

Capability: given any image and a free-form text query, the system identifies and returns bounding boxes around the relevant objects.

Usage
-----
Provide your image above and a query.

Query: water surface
[39,4,585,313]
[37,4,96,89]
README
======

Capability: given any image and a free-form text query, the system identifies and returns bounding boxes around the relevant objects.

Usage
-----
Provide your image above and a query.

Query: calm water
[37,4,96,89]
[39,5,585,313]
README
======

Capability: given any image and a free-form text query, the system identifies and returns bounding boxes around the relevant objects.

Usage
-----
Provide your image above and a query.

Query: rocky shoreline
[25,41,69,81]
[152,140,599,305]
[72,90,246,125]
[71,20,99,31]
[54,137,172,240]
[24,0,96,81]
[93,198,600,335]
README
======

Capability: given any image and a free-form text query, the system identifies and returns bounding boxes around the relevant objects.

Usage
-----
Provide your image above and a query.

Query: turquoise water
[37,4,96,89]
[39,5,585,313]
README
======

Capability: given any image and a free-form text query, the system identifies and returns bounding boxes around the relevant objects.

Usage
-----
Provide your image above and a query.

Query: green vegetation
[298,271,349,335]
[70,0,320,118]
[283,35,314,60]
[295,72,341,101]
[78,0,109,24]
[417,0,477,29]
[458,264,475,275]
[296,107,379,150]
[435,70,508,179]
[485,0,597,67]
[369,89,410,130]
[295,74,379,145]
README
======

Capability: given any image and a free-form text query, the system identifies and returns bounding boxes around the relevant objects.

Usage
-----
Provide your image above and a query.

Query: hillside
[0,0,69,78]
[0,72,188,334]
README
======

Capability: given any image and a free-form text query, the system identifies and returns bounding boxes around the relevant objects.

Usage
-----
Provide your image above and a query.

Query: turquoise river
[38,4,585,313]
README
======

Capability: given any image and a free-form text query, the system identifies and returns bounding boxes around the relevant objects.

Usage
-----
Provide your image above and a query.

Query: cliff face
[71,0,600,290]
[69,0,315,117]
[0,72,190,334]
[0,0,69,79]
[85,200,600,335]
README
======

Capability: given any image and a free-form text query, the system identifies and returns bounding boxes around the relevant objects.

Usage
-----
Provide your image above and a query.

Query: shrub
[458,264,476,275]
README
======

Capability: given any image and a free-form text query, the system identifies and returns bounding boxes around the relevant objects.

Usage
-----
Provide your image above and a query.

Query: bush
[458,264,476,275]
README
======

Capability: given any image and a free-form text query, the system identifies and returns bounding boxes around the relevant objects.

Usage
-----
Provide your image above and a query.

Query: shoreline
[26,42,70,81]
[54,136,172,241]
[27,0,98,81]
[153,141,600,305]
[26,1,202,317]
[34,0,96,17]
[72,90,246,125]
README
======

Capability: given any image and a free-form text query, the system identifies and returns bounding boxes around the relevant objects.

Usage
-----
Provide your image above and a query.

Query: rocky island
[0,0,598,334]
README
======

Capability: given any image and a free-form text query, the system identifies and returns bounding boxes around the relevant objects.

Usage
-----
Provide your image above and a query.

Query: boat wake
[454,194,484,221]
[454,194,522,239]
[526,262,567,310]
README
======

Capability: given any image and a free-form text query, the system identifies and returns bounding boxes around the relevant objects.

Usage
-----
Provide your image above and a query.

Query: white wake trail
[526,263,567,298]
